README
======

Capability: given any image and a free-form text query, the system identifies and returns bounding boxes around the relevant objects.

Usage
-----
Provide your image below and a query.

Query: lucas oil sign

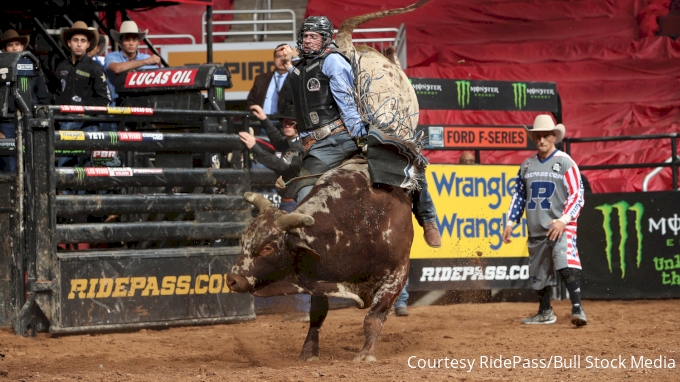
[409,165,530,291]
[124,69,198,88]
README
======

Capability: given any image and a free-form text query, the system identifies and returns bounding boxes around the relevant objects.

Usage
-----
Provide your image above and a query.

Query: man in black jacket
[54,21,111,167]
[0,29,51,172]
[239,104,302,213]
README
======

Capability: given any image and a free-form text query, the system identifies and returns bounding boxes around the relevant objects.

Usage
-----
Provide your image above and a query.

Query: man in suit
[246,44,291,120]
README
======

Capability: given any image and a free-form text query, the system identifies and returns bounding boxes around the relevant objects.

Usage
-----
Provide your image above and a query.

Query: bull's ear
[285,234,321,262]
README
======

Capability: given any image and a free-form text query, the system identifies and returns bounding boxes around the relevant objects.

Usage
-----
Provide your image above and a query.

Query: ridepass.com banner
[409,165,530,291]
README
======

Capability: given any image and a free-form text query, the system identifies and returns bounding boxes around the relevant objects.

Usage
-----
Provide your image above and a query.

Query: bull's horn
[244,192,272,213]
[277,213,315,231]
[336,0,430,54]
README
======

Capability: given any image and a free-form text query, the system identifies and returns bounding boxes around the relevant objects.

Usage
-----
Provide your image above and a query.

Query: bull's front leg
[299,295,329,361]
[354,275,406,362]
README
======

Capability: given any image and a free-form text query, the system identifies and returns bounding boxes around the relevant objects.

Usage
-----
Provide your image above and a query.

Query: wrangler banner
[579,192,680,299]
[410,78,559,112]
[409,165,530,290]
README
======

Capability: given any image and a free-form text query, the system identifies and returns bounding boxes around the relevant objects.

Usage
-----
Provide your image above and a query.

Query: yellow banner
[58,131,85,141]
[167,49,276,92]
[411,164,529,259]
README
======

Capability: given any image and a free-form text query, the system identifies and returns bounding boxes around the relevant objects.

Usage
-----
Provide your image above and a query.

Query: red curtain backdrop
[306,0,679,192]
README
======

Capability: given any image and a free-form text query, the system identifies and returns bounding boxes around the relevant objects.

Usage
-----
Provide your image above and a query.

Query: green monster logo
[216,87,223,101]
[455,80,470,108]
[108,132,118,145]
[595,201,644,278]
[75,167,85,181]
[512,83,527,110]
[20,77,29,93]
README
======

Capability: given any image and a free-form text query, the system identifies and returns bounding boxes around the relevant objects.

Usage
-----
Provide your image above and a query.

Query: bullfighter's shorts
[527,230,582,291]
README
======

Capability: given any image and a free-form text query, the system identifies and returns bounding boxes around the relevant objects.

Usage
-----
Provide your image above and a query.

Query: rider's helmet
[296,16,334,58]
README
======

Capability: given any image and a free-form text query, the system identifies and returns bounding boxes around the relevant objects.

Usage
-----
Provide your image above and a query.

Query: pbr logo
[455,80,470,108]
[309,111,319,124]
[595,201,644,278]
[307,78,321,92]
[512,83,527,110]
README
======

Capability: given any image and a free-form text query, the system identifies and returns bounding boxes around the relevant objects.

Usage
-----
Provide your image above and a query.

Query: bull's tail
[335,0,431,55]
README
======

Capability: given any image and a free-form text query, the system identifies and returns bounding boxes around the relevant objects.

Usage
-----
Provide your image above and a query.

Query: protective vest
[288,49,349,132]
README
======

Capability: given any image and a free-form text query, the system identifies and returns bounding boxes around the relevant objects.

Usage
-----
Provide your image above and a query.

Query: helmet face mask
[297,16,334,59]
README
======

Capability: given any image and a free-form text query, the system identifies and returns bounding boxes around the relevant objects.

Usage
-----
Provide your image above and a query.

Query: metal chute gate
[0,52,277,335]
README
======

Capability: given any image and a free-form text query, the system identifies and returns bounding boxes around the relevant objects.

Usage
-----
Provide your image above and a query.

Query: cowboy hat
[0,29,30,50]
[87,27,101,55]
[60,21,97,52]
[111,21,148,45]
[273,104,296,121]
[525,114,565,143]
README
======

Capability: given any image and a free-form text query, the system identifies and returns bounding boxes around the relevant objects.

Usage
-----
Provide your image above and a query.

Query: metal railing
[563,133,680,191]
[138,34,197,55]
[202,9,297,43]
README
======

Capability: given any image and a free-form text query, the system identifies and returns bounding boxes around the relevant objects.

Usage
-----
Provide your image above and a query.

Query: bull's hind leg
[354,275,406,362]
[299,295,329,361]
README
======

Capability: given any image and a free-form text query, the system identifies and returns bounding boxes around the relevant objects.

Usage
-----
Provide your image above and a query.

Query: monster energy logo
[216,87,223,101]
[108,132,118,145]
[74,167,85,181]
[596,201,644,279]
[455,80,470,108]
[512,83,527,110]
[20,77,29,93]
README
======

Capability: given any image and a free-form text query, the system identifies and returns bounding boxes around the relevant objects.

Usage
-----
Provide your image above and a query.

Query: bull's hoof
[299,354,320,362]
[353,354,377,362]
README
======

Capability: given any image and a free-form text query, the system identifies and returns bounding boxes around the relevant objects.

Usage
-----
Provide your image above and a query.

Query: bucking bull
[227,1,431,362]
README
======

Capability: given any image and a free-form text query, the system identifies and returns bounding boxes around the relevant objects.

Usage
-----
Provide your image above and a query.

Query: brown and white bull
[227,162,413,362]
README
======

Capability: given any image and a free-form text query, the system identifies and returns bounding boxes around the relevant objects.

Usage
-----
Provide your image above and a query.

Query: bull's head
[227,192,319,294]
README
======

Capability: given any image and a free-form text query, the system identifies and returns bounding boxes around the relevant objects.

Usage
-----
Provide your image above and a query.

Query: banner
[162,42,295,100]
[420,125,537,150]
[410,78,559,112]
[580,192,680,299]
[409,164,530,290]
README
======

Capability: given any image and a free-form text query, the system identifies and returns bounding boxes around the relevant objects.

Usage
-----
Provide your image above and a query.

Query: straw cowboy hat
[111,21,148,45]
[0,29,30,50]
[525,114,566,143]
[60,21,98,52]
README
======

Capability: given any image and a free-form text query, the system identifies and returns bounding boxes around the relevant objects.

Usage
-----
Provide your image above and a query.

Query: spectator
[55,21,111,168]
[0,29,50,172]
[87,29,108,67]
[246,44,291,121]
[240,104,302,213]
[459,151,475,164]
[105,21,160,104]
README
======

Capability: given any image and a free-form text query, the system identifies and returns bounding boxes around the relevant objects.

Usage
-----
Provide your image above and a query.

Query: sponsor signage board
[579,191,680,299]
[58,253,252,328]
[409,164,530,290]
[421,125,536,150]
[162,41,295,100]
[410,78,559,112]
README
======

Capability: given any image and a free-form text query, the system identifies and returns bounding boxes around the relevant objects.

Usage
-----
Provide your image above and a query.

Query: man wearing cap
[0,29,51,172]
[105,20,161,104]
[55,21,111,168]
[502,114,587,327]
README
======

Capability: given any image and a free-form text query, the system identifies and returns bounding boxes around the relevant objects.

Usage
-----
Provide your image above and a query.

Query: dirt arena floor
[0,299,677,381]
